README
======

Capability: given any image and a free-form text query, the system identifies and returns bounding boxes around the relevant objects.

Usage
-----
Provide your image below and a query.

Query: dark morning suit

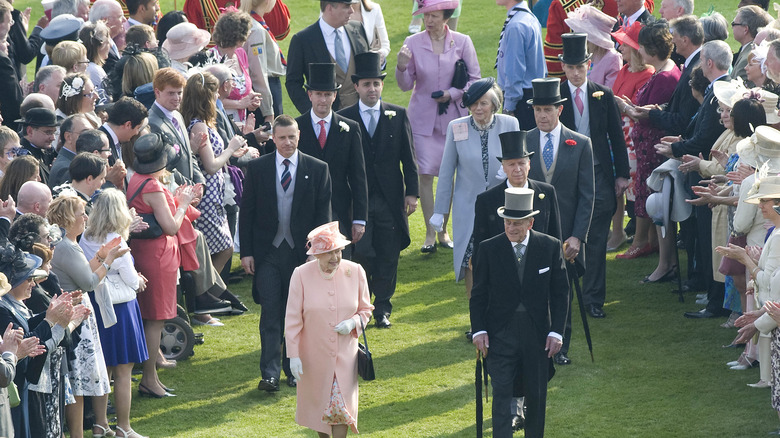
[472,179,561,263]
[239,151,332,381]
[286,20,370,114]
[296,111,368,241]
[527,124,594,355]
[147,104,206,185]
[338,101,419,319]
[611,9,653,32]
[20,137,55,186]
[7,10,43,80]
[0,52,22,128]
[470,230,569,438]
[97,125,122,168]
[673,75,730,313]
[648,51,701,136]
[560,80,629,308]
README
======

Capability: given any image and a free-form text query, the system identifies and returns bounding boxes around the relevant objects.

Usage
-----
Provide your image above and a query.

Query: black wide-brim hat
[497,130,533,162]
[133,133,169,175]
[527,78,567,106]
[461,77,496,108]
[14,107,61,127]
[351,52,387,83]
[558,33,593,66]
[304,63,342,92]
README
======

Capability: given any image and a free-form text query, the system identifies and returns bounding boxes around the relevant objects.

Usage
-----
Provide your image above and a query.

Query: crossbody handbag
[127,178,163,240]
[357,318,375,381]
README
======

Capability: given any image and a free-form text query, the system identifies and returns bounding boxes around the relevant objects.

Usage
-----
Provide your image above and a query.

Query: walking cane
[476,350,488,438]
[570,269,595,362]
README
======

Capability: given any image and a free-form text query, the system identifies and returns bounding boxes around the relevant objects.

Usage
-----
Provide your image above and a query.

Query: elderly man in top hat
[296,63,368,254]
[17,108,61,185]
[558,33,629,319]
[338,52,419,329]
[471,187,569,438]
[286,0,370,114]
[472,130,561,431]
[525,77,594,366]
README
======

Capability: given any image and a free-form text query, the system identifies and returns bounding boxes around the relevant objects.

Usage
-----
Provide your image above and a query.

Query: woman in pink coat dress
[285,222,374,438]
[396,0,480,253]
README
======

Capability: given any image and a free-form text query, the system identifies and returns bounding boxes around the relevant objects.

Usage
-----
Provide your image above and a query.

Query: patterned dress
[189,119,233,254]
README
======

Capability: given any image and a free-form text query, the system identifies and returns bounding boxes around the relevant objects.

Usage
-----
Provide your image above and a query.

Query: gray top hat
[497,187,540,220]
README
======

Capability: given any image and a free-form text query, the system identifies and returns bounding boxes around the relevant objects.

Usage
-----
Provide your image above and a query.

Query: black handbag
[357,318,375,381]
[127,178,164,240]
[451,58,469,90]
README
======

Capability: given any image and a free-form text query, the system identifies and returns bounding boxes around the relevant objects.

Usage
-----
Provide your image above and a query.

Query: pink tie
[317,120,327,149]
[575,88,584,115]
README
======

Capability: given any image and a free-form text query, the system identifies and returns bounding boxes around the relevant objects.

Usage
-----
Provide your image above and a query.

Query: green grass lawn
[12,0,775,435]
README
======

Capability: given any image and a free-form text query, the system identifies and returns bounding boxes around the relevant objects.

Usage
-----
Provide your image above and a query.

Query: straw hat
[306,221,351,255]
[497,188,540,220]
[564,4,618,50]
[745,175,780,203]
[162,23,211,61]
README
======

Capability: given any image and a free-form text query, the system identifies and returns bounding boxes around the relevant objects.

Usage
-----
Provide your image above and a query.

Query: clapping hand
[191,131,209,153]
[710,149,730,169]
[0,196,16,220]
[765,301,780,324]
[129,208,149,234]
[679,153,704,173]
[0,323,22,356]
[18,336,45,359]
[69,304,91,327]
[726,163,753,184]
[97,237,122,261]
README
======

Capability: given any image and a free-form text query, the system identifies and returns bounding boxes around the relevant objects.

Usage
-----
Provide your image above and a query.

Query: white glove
[334,318,356,335]
[429,213,445,232]
[290,357,303,381]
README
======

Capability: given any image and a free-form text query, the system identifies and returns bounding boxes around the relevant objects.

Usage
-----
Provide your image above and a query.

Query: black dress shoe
[587,304,605,318]
[512,415,525,431]
[684,309,718,319]
[553,352,571,365]
[194,293,233,315]
[375,315,392,328]
[257,377,280,392]
[421,244,437,254]
[287,376,297,388]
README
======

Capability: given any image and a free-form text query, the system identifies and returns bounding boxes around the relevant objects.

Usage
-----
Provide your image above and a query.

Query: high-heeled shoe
[138,382,176,398]
[93,424,116,438]
[640,267,677,284]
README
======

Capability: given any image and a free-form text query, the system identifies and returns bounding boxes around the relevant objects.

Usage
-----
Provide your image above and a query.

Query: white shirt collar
[685,47,701,68]
[540,122,563,139]
[567,79,588,97]
[311,109,333,125]
[626,7,646,26]
[507,179,529,189]
[275,150,299,167]
[101,123,120,146]
[127,17,144,27]
[511,232,531,248]
[319,17,340,36]
[358,100,381,113]
[154,102,176,121]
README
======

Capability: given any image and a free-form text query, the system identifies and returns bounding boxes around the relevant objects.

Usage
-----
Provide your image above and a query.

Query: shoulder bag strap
[126,178,153,205]
[359,317,370,354]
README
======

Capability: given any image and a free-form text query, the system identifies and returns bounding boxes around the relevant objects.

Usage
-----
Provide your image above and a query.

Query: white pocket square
[539,267,550,274]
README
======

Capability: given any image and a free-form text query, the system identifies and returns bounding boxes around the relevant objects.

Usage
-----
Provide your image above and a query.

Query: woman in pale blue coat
[431,78,519,292]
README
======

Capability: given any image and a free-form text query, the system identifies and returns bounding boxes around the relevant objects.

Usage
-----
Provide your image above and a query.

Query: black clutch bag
[451,58,469,90]
[127,178,164,240]
[357,318,375,381]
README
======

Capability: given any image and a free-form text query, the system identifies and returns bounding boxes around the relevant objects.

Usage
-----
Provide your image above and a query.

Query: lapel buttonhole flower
[592,91,604,100]
[385,110,396,119]
[339,121,350,132]
[565,139,577,146]
[539,193,545,200]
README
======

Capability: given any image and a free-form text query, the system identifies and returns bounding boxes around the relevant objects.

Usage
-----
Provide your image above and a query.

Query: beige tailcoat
[285,259,374,434]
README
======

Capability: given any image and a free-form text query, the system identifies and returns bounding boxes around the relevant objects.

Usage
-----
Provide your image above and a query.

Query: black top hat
[461,77,496,108]
[15,108,61,128]
[497,130,533,162]
[40,16,82,46]
[558,33,592,66]
[527,78,567,106]
[304,63,342,92]
[133,133,169,175]
[351,52,387,83]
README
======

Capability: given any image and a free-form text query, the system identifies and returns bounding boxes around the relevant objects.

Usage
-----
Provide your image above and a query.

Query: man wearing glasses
[17,107,60,185]
[730,6,771,86]
[48,114,93,188]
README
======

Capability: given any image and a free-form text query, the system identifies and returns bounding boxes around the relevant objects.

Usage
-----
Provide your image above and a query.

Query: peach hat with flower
[306,221,351,256]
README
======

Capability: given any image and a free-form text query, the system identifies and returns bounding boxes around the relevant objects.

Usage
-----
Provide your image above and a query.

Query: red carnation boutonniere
[565,139,577,146]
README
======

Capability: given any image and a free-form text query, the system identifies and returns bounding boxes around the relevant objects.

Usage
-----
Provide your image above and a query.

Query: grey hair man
[731,5,772,84]
[90,0,127,52]
[52,0,90,21]
[33,65,66,105]
[659,0,693,20]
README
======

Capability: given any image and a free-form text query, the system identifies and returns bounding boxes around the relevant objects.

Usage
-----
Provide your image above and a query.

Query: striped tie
[281,159,291,191]
[495,4,524,69]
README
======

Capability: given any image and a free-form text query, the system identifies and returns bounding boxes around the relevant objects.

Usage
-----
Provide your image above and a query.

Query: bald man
[17,181,53,218]
[19,93,56,118]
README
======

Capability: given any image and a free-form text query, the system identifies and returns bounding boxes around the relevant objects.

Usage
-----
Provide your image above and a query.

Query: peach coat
[285,259,374,434]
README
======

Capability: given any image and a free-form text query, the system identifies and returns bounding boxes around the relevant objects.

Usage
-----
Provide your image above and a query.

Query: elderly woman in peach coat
[285,222,374,438]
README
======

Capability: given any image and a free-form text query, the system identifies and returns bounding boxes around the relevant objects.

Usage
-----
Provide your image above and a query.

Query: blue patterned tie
[543,133,554,171]
[281,159,291,191]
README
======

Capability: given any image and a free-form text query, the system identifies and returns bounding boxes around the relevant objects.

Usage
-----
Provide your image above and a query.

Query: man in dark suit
[471,187,569,438]
[338,52,419,329]
[296,63,368,248]
[99,97,147,167]
[240,114,332,392]
[472,130,560,431]
[17,108,60,186]
[612,0,652,32]
[559,34,629,319]
[526,78,594,365]
[656,40,732,320]
[286,0,369,113]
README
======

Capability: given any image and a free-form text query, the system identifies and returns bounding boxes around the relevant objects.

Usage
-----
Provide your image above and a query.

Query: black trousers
[255,241,296,380]
[352,194,402,318]
[583,165,616,307]
[488,310,549,438]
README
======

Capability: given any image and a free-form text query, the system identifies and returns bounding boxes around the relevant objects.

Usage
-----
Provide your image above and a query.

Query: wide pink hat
[415,0,460,15]
[162,22,211,61]
[306,221,351,255]
[564,4,618,50]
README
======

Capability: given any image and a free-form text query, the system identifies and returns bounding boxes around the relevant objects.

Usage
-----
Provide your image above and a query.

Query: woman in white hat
[285,221,374,438]
[564,4,622,88]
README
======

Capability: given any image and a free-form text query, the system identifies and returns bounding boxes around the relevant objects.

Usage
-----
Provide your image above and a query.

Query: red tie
[575,88,584,115]
[318,120,327,149]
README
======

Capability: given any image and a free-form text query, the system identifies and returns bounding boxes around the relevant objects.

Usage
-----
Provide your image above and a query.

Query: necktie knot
[280,158,292,191]
[282,158,290,168]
